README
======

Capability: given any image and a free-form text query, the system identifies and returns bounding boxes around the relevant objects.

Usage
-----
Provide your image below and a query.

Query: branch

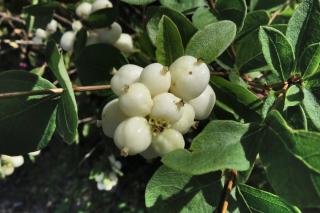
[0,12,26,25]
[216,170,237,213]
[0,85,111,99]
[53,13,72,26]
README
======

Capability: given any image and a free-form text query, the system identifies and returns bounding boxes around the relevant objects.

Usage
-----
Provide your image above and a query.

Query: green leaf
[146,6,197,46]
[145,166,228,212]
[303,72,320,89]
[236,184,301,213]
[0,71,58,155]
[186,21,236,64]
[266,110,320,174]
[156,16,184,66]
[236,10,269,40]
[259,26,295,81]
[46,41,78,144]
[212,76,262,122]
[73,29,87,60]
[120,0,156,5]
[284,85,303,110]
[216,0,247,31]
[75,44,128,85]
[299,43,320,78]
[162,121,262,175]
[260,112,320,208]
[262,91,277,119]
[302,88,320,131]
[250,0,287,11]
[286,0,320,57]
[192,7,218,29]
[84,7,117,29]
[159,0,207,13]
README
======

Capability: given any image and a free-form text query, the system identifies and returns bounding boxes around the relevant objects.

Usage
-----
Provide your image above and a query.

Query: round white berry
[114,117,152,156]
[119,83,153,117]
[139,63,171,96]
[32,36,43,45]
[91,0,113,12]
[114,33,134,53]
[111,64,143,96]
[46,19,58,34]
[1,155,24,168]
[170,55,210,100]
[101,99,128,138]
[72,20,83,32]
[76,2,92,18]
[172,103,195,134]
[188,85,216,120]
[35,28,47,39]
[60,31,76,51]
[140,145,159,160]
[150,93,183,123]
[95,22,122,44]
[151,129,185,156]
[86,32,100,46]
[2,165,14,176]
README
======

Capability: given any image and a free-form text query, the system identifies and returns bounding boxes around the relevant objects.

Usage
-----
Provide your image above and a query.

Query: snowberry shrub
[1,0,320,212]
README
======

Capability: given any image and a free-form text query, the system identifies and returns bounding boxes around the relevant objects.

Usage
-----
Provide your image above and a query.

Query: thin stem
[0,85,111,99]
[207,0,216,11]
[268,0,290,25]
[53,13,72,26]
[0,12,26,25]
[216,170,237,213]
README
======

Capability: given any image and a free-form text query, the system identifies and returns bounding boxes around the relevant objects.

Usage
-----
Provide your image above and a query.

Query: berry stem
[0,85,111,99]
[216,169,237,213]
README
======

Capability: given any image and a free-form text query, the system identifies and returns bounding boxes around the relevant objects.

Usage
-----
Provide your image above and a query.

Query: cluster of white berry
[32,19,58,44]
[101,55,216,158]
[60,0,134,53]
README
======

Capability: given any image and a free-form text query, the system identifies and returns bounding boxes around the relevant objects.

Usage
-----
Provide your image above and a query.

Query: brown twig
[0,85,111,99]
[216,170,237,213]
[0,12,26,25]
[268,0,290,25]
[207,0,216,11]
[53,13,72,26]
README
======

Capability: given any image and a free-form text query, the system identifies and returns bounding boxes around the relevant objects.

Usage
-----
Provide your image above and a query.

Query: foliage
[0,0,320,212]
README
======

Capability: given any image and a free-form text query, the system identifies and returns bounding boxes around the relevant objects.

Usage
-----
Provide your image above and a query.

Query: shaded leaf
[156,16,184,66]
[286,0,320,57]
[146,6,197,46]
[259,26,295,81]
[46,41,78,144]
[84,7,117,29]
[75,44,128,85]
[120,0,156,5]
[216,0,247,31]
[0,71,58,155]
[299,43,320,78]
[159,0,207,13]
[302,88,320,131]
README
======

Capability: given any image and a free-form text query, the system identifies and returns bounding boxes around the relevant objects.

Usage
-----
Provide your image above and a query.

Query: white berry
[170,55,210,100]
[1,155,24,168]
[188,85,216,120]
[140,145,159,160]
[119,83,153,117]
[32,36,43,45]
[139,63,171,96]
[86,32,100,46]
[151,129,185,156]
[150,93,183,123]
[95,22,122,44]
[91,0,113,12]
[60,31,76,51]
[76,2,92,18]
[46,19,58,34]
[35,28,47,39]
[111,64,143,96]
[101,99,128,138]
[114,33,134,53]
[72,20,83,32]
[114,117,152,156]
[172,103,195,134]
